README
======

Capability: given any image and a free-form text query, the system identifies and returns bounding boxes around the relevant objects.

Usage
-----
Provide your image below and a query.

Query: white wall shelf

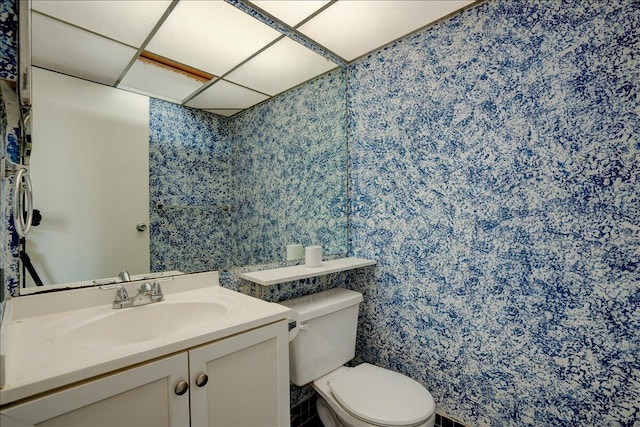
[238,257,376,286]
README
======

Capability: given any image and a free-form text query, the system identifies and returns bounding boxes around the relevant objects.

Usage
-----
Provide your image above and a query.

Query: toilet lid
[328,364,435,426]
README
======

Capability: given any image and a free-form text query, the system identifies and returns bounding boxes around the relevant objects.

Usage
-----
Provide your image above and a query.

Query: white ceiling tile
[31,0,171,47]
[298,1,474,61]
[205,109,244,117]
[118,59,206,104]
[31,13,137,86]
[146,1,282,77]
[225,37,337,96]
[249,0,330,27]
[186,80,269,110]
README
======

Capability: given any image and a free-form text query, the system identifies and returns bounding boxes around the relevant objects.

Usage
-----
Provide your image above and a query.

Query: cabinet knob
[174,381,189,395]
[195,373,209,387]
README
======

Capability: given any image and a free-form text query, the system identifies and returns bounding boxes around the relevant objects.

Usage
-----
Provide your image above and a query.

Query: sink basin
[0,271,293,405]
[53,301,229,347]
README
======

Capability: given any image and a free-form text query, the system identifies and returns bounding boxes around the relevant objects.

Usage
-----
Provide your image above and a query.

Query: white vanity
[0,271,292,426]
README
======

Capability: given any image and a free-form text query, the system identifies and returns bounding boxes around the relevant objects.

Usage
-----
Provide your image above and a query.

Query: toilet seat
[328,364,435,426]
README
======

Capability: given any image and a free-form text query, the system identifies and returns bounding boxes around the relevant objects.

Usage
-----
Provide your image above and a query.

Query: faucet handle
[138,282,152,294]
[100,285,129,303]
[151,281,164,302]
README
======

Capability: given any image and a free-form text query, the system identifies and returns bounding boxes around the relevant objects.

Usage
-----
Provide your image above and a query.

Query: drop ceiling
[30,0,475,117]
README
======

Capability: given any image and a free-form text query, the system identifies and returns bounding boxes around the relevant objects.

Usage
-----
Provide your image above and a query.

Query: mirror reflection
[17,0,349,290]
[24,65,347,288]
[29,0,341,115]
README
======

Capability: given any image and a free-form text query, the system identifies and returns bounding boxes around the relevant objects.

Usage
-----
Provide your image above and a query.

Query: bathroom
[1,0,638,426]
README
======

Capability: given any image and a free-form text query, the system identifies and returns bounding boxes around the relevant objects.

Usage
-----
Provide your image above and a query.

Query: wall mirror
[22,66,347,289]
[18,0,349,290]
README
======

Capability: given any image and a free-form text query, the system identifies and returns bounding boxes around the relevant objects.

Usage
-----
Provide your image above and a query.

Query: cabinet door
[1,353,190,427]
[190,320,290,427]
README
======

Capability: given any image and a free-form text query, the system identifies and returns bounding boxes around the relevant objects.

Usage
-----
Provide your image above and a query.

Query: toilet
[281,288,435,427]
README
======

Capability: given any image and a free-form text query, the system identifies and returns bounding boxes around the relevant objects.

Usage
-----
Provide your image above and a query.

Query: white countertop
[0,271,291,405]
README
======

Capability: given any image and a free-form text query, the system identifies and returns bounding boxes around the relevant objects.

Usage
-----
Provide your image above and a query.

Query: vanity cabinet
[0,320,290,427]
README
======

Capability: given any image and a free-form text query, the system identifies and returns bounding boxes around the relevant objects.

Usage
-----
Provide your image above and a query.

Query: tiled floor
[292,396,468,427]
[299,414,323,427]
[291,396,320,427]
[435,413,468,427]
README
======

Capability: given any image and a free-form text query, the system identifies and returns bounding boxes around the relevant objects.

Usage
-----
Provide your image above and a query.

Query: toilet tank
[280,288,363,386]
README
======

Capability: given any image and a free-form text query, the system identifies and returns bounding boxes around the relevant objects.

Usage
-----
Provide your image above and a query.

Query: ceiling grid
[29,0,475,117]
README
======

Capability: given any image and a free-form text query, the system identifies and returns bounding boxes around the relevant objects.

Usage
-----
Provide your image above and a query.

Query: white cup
[305,246,323,267]
[286,244,304,261]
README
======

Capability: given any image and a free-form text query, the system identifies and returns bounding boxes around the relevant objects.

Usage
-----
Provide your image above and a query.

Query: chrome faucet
[101,281,164,309]
[118,270,131,282]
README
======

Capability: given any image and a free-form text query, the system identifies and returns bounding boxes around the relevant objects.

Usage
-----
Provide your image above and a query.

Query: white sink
[53,301,230,347]
[0,271,293,405]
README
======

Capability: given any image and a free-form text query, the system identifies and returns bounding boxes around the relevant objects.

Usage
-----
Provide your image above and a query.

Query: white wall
[27,68,149,286]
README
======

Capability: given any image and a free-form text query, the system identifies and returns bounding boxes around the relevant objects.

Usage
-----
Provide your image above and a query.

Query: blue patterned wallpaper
[348,0,639,426]
[149,68,347,271]
[1,0,19,300]
[0,83,6,305]
[1,85,20,299]
[0,0,17,81]
[229,68,348,266]
[149,98,233,273]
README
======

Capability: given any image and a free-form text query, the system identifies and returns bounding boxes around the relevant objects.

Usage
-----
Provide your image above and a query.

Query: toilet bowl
[313,365,435,427]
[280,288,436,427]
